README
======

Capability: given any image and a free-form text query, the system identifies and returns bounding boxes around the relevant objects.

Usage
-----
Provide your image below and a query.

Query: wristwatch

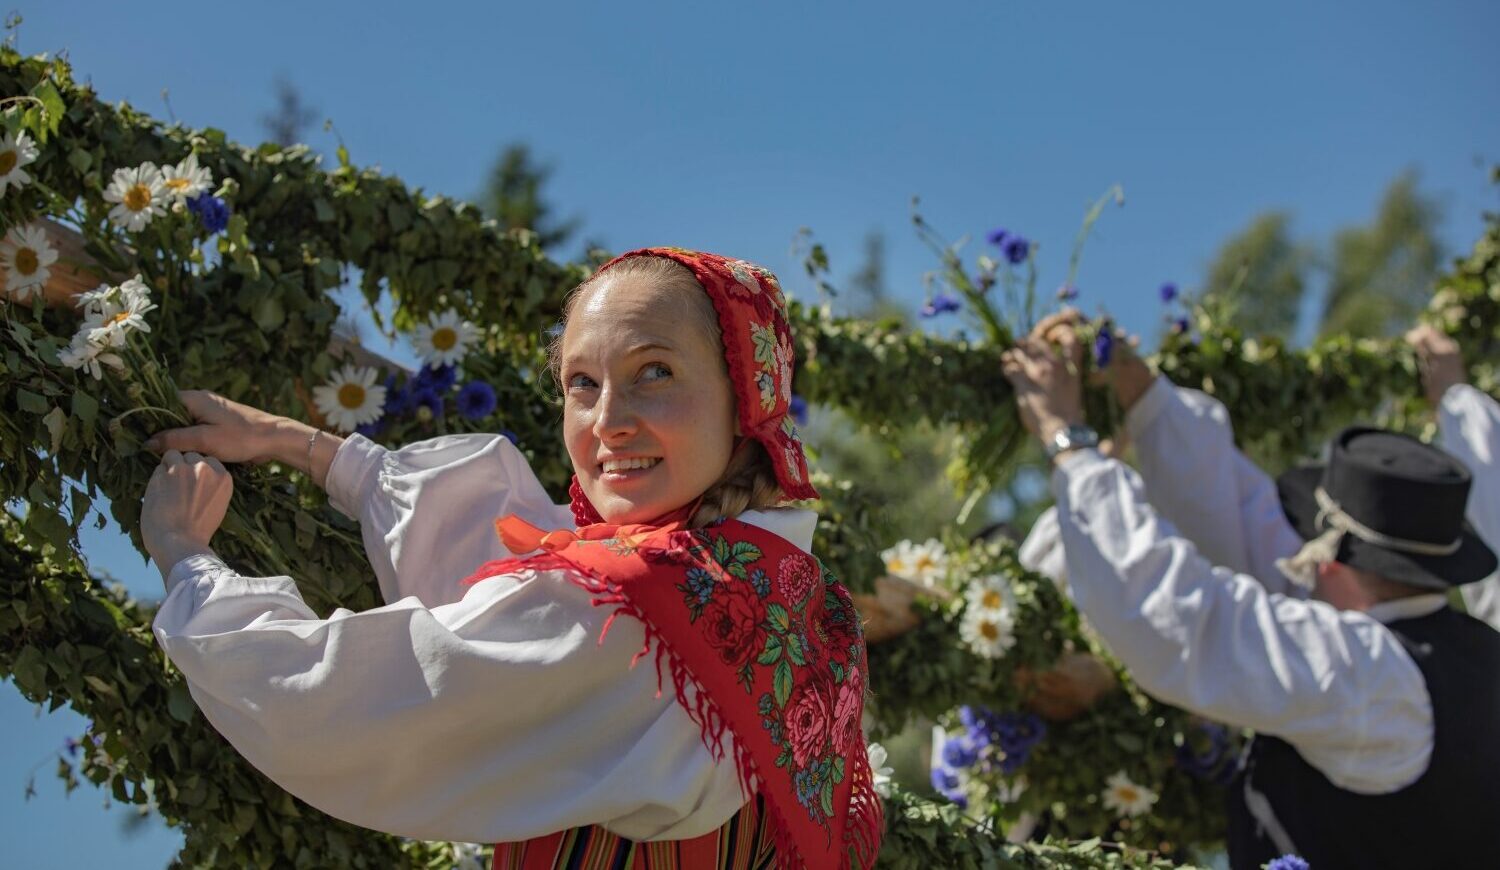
[1044,423,1100,460]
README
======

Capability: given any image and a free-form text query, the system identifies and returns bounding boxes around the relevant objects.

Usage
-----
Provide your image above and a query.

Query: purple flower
[789,394,808,426]
[415,363,457,393]
[501,429,519,445]
[986,227,1010,247]
[993,712,1046,774]
[187,194,230,234]
[1175,722,1231,782]
[355,418,387,438]
[1056,285,1079,302]
[929,768,968,809]
[920,293,962,318]
[1267,857,1309,870]
[63,737,81,758]
[1093,323,1115,368]
[411,387,445,421]
[1001,235,1029,265]
[1171,316,1191,334]
[941,736,979,770]
[1159,282,1178,303]
[456,380,498,421]
[382,374,413,416]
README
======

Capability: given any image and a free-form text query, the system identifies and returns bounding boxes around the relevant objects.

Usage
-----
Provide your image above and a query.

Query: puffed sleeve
[151,554,747,844]
[324,432,575,608]
[1052,449,1434,795]
[1127,377,1306,597]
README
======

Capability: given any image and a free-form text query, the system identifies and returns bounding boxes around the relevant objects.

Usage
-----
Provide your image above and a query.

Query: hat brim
[1277,464,1498,589]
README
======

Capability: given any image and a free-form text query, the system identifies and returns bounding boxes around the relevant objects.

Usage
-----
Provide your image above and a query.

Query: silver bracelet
[305,428,321,480]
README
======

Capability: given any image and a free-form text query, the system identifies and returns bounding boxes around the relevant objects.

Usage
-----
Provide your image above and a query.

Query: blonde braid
[690,440,787,529]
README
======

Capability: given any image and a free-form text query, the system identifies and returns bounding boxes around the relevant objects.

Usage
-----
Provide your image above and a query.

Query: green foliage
[0,42,1496,868]
[1320,172,1444,338]
[1199,212,1309,341]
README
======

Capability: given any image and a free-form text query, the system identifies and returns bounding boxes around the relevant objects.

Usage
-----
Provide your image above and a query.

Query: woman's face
[560,273,737,525]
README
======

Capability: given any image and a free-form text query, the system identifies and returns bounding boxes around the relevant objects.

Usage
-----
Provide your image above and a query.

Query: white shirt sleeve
[1127,377,1306,597]
[1051,449,1433,794]
[324,433,575,608]
[151,554,747,844]
[1017,506,1068,590]
[1437,385,1500,628]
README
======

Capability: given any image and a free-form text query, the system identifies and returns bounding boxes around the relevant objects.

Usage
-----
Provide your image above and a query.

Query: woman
[141,249,882,869]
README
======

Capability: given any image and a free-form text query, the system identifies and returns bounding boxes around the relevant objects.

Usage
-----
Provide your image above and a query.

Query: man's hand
[1001,332,1086,446]
[1405,324,1466,408]
[142,450,233,583]
[1032,309,1155,413]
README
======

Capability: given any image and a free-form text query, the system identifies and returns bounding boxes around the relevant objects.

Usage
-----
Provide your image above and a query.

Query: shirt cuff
[1438,383,1486,420]
[1123,376,1172,444]
[325,432,386,521]
[165,551,232,597]
[1050,446,1107,491]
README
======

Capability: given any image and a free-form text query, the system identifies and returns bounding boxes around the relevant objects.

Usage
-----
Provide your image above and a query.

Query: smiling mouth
[600,457,662,475]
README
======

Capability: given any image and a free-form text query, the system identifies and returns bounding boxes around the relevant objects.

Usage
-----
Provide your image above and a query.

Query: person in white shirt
[1000,324,1500,869]
[135,248,881,869]
[1407,323,1500,628]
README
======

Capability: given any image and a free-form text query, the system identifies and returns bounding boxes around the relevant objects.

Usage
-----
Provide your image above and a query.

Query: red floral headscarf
[568,247,818,526]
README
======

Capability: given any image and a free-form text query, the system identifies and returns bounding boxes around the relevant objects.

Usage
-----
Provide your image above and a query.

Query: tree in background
[1198,173,1443,342]
[477,143,581,253]
[258,77,319,148]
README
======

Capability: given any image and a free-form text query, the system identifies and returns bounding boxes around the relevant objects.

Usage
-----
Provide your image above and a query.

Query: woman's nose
[593,384,638,441]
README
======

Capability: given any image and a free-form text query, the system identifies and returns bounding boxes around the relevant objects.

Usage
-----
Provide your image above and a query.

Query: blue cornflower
[355,418,387,438]
[63,737,81,758]
[986,227,1010,247]
[941,736,979,770]
[1093,323,1115,368]
[456,380,498,421]
[929,768,968,809]
[1056,285,1079,302]
[411,387,445,421]
[1172,316,1191,334]
[1176,722,1230,781]
[958,704,985,730]
[1002,235,1029,265]
[187,194,230,234]
[789,394,808,426]
[994,712,1046,774]
[920,293,962,318]
[1159,282,1178,303]
[415,363,457,394]
[500,429,519,445]
[383,374,413,416]
[1266,857,1309,870]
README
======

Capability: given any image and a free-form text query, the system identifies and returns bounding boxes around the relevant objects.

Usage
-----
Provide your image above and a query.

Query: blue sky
[5,1,1499,865]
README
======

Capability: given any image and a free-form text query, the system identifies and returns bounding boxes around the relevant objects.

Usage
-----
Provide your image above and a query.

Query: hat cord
[1273,487,1461,590]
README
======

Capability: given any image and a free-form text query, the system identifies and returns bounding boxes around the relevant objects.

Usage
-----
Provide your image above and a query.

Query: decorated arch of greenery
[1,46,1496,869]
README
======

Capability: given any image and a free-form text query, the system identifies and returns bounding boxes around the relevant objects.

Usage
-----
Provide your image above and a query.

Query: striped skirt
[491,796,774,870]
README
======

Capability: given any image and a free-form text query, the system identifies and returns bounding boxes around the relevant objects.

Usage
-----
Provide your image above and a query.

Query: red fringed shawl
[462,515,882,870]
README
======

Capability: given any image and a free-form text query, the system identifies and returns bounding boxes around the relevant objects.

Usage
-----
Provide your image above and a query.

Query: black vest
[1227,607,1500,869]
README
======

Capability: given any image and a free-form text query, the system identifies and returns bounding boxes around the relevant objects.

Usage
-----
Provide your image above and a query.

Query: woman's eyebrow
[627,342,675,355]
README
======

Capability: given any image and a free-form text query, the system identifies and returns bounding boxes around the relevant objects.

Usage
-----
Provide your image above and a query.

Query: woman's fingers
[145,424,213,455]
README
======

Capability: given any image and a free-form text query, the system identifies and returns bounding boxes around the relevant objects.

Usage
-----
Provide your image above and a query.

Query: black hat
[1277,426,1497,590]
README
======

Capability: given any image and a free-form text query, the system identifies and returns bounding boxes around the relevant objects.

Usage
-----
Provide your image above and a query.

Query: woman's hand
[1001,332,1086,445]
[1032,309,1155,412]
[141,450,233,581]
[144,390,290,464]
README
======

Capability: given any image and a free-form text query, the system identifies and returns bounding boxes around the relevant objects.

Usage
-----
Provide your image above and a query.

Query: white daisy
[74,282,117,315]
[84,280,158,348]
[159,153,213,203]
[959,580,1017,660]
[103,163,167,231]
[867,742,895,798]
[1100,770,1158,818]
[58,336,125,381]
[1,223,59,300]
[0,129,39,196]
[879,538,949,588]
[312,364,387,433]
[963,572,1017,617]
[412,308,481,367]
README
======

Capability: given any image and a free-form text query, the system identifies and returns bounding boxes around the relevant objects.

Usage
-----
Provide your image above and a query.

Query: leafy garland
[0,42,1495,868]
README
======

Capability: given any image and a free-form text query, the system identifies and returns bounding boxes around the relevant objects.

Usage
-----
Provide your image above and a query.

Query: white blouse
[1438,384,1500,629]
[151,432,818,845]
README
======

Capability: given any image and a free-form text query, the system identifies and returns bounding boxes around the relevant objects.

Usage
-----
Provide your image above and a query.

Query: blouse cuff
[1123,376,1172,443]
[1438,383,1492,423]
[165,551,233,597]
[325,432,387,521]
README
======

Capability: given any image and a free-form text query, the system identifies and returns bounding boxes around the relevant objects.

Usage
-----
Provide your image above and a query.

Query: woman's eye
[567,373,597,389]
[641,363,672,382]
